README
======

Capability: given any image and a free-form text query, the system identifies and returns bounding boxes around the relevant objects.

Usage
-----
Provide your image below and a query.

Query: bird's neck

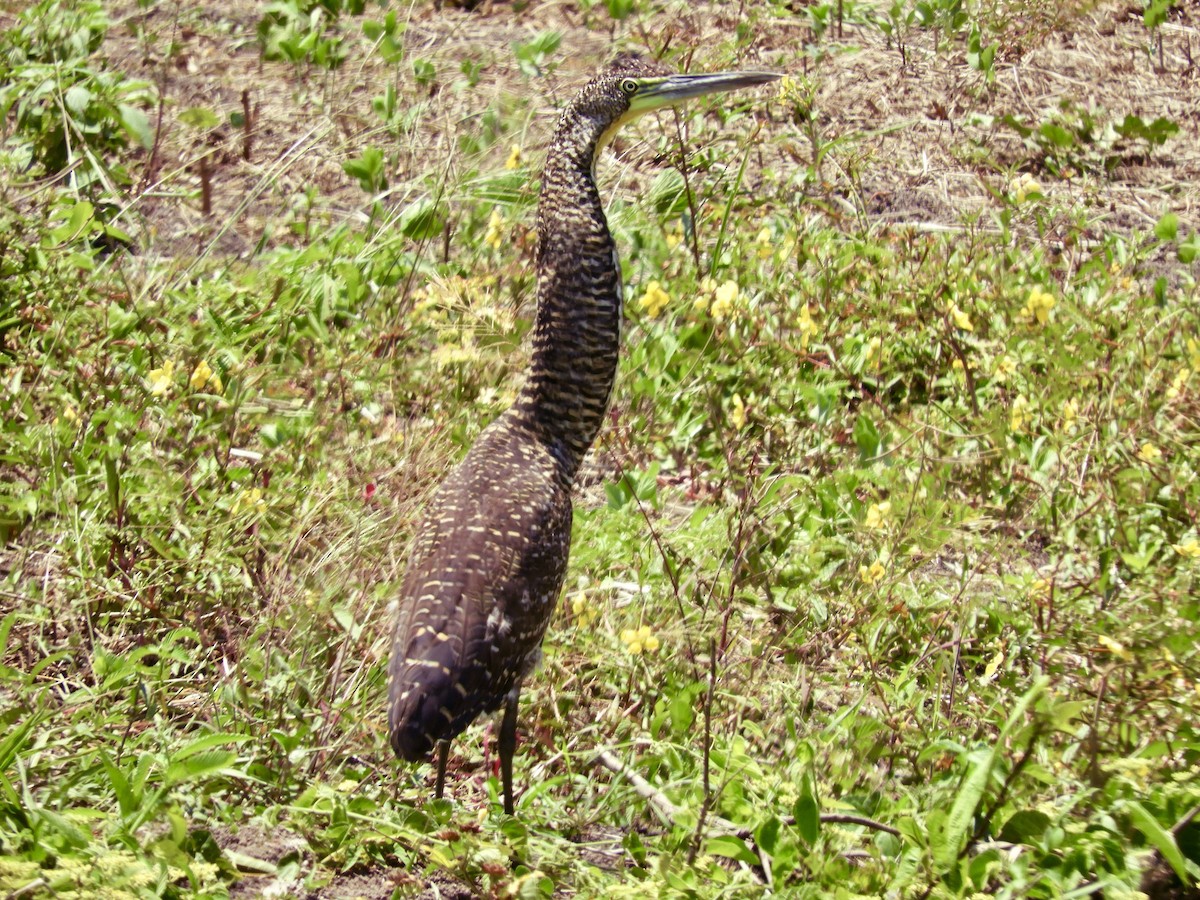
[512,108,622,481]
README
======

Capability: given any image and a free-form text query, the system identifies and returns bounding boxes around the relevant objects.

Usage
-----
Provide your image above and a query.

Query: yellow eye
[621,78,638,95]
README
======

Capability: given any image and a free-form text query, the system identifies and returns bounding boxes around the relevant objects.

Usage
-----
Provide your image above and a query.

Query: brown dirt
[99,0,1200,265]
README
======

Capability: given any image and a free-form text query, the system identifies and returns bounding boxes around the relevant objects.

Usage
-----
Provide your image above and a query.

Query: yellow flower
[1010,395,1032,433]
[504,144,522,170]
[865,501,891,530]
[798,302,818,349]
[146,360,176,397]
[865,336,882,363]
[1097,634,1133,661]
[189,359,223,394]
[1189,339,1200,371]
[949,302,973,332]
[1136,442,1162,464]
[1173,538,1200,558]
[1011,172,1042,203]
[484,209,506,250]
[1020,287,1055,325]
[231,487,266,516]
[992,354,1016,381]
[59,403,81,427]
[638,280,671,317]
[755,226,773,260]
[1166,368,1190,402]
[432,332,479,369]
[710,279,740,320]
[1029,577,1052,601]
[620,625,660,655]
[571,591,598,627]
[665,220,684,250]
[1060,398,1078,433]
[730,394,747,430]
[859,559,887,585]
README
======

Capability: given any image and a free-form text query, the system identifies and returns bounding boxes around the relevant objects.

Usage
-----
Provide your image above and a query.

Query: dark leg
[498,685,521,815]
[434,739,450,799]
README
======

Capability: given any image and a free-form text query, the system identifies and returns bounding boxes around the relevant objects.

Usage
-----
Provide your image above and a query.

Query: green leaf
[179,106,222,129]
[939,678,1047,869]
[1155,212,1179,241]
[1178,232,1199,264]
[119,104,153,148]
[64,84,91,115]
[998,809,1051,843]
[705,834,758,866]
[793,774,820,845]
[171,732,253,762]
[1127,801,1189,883]
[101,752,137,816]
[398,197,445,241]
[164,749,237,787]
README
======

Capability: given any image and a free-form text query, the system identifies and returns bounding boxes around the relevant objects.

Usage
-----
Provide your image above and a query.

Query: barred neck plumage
[511,104,623,483]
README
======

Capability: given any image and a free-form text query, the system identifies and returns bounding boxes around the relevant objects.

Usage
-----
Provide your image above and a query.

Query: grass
[2,0,1199,897]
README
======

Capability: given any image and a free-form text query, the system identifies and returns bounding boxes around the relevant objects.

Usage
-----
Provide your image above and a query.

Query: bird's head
[572,52,781,163]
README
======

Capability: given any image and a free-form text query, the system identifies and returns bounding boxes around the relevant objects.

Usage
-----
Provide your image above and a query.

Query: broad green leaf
[705,834,758,866]
[1156,212,1179,241]
[1127,801,1189,883]
[171,732,253,762]
[164,749,237,787]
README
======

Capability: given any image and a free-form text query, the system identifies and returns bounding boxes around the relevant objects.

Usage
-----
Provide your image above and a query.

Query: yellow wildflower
[1189,339,1200,371]
[146,360,176,397]
[693,276,716,313]
[231,487,266,516]
[710,280,740,320]
[665,220,684,250]
[620,625,660,655]
[638,280,671,317]
[484,209,506,250]
[1020,287,1055,325]
[798,302,818,349]
[1136,442,1162,464]
[859,559,887,585]
[992,354,1016,381]
[1029,577,1052,601]
[1060,398,1078,433]
[189,359,223,394]
[1173,538,1200,558]
[571,590,598,627]
[1166,368,1190,402]
[730,394,747,430]
[1097,634,1133,661]
[60,403,81,427]
[949,302,973,332]
[1011,172,1042,203]
[865,336,882,363]
[1010,395,1032,433]
[756,226,773,260]
[776,74,797,103]
[432,332,479,369]
[865,500,891,530]
[504,144,522,170]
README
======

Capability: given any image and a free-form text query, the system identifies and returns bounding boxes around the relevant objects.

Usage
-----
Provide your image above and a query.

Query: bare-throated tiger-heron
[388,54,779,815]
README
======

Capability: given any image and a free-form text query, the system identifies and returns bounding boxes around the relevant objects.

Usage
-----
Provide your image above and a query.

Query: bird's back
[388,410,573,762]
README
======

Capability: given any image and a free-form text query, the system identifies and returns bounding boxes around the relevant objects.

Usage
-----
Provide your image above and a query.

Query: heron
[388,53,779,815]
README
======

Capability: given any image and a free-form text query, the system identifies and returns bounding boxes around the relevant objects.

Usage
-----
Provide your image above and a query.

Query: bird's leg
[498,684,521,815]
[434,739,450,800]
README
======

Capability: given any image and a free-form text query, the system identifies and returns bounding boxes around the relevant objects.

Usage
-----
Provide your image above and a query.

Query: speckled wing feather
[387,411,573,761]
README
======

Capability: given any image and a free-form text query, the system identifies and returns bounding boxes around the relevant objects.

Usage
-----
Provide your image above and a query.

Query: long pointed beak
[631,70,782,112]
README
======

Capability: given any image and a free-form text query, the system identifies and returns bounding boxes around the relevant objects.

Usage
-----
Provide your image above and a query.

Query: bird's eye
[620,78,638,95]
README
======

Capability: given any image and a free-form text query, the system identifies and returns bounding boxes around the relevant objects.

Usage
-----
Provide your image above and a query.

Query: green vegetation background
[1,0,1198,897]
